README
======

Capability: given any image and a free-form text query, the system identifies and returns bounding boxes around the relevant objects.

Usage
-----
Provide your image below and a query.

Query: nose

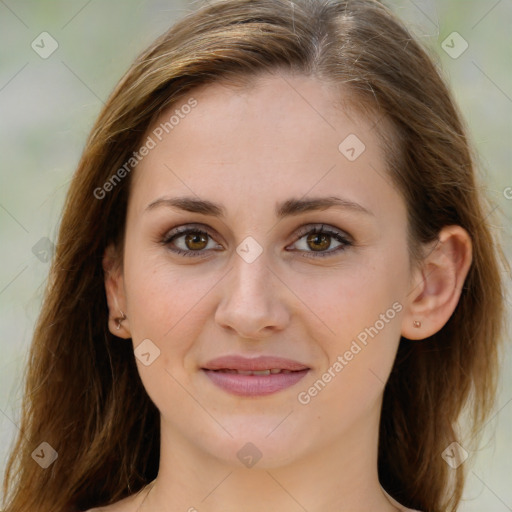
[214,249,291,340]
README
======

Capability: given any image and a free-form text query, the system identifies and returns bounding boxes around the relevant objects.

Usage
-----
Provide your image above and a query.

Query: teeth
[215,368,293,375]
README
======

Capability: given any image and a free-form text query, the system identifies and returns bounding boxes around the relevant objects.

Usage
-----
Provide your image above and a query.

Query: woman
[2,0,507,511]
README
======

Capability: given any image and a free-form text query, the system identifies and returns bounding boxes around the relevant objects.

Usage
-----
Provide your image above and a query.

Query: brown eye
[161,225,221,257]
[306,232,332,252]
[288,224,353,258]
[184,232,209,251]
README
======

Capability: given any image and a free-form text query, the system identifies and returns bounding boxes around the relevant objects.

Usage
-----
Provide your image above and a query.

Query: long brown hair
[3,1,508,511]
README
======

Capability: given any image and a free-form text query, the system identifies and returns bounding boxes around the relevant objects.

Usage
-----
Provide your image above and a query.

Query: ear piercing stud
[115,311,127,330]
[413,320,421,328]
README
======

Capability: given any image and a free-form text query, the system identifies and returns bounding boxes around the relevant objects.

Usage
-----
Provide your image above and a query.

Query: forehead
[128,72,400,219]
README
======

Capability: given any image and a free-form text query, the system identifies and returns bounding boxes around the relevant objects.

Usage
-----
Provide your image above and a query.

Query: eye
[161,224,222,257]
[287,224,352,258]
[161,223,352,258]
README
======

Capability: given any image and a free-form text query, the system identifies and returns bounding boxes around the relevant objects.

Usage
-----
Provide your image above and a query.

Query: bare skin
[94,71,471,512]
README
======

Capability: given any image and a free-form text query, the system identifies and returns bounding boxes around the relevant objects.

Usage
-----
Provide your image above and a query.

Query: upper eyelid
[162,222,352,246]
[162,223,219,242]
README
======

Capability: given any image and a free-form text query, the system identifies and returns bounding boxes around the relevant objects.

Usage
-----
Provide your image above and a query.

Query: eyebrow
[145,195,374,218]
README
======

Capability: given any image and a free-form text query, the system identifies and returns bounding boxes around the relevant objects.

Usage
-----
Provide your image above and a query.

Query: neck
[140,400,400,512]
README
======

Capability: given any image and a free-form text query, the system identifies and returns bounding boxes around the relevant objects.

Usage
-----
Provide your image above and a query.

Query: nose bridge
[229,242,275,307]
[227,228,270,287]
[215,240,289,337]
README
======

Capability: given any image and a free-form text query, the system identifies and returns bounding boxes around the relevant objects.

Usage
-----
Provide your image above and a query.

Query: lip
[201,355,310,397]
[202,355,310,372]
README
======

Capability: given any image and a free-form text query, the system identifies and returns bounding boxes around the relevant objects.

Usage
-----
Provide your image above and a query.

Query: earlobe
[401,225,472,340]
[114,310,127,331]
[103,244,131,339]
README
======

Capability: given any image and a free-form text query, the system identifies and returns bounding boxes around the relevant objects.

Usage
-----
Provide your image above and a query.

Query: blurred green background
[0,0,510,509]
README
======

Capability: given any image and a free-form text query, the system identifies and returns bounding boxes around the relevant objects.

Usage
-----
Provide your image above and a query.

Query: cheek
[123,250,219,357]
[292,247,408,340]
[122,253,217,410]
[294,244,408,394]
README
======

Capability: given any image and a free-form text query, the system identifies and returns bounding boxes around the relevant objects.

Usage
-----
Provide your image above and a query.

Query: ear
[103,243,131,339]
[401,225,472,340]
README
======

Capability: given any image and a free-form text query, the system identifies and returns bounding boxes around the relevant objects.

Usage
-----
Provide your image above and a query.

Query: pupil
[308,233,329,251]
[187,233,207,250]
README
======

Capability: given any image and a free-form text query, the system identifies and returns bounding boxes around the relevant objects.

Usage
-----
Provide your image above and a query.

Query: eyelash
[160,223,353,259]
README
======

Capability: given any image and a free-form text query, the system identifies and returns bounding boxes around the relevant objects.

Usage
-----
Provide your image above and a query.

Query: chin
[198,428,307,469]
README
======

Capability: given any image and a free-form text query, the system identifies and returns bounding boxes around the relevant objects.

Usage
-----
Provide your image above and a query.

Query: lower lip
[202,369,309,396]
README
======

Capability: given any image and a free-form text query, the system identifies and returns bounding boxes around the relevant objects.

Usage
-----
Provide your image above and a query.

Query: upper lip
[202,355,309,371]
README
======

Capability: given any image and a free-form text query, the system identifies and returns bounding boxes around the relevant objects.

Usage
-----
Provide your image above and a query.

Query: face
[108,72,415,468]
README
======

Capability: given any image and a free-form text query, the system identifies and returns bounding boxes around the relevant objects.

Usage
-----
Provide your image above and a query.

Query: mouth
[207,368,297,375]
[201,355,310,396]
